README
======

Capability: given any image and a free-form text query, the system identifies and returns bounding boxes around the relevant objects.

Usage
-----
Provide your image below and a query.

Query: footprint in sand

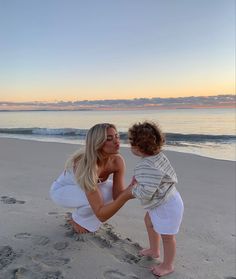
[12,267,37,279]
[111,249,141,265]
[1,196,25,204]
[0,246,17,270]
[12,267,64,279]
[32,254,70,267]
[109,240,141,264]
[14,233,32,239]
[14,233,50,246]
[67,223,142,265]
[92,234,113,248]
[103,269,139,279]
[53,242,69,251]
[32,236,50,246]
[40,270,64,279]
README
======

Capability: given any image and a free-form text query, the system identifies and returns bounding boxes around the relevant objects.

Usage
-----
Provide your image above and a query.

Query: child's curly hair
[128,121,165,155]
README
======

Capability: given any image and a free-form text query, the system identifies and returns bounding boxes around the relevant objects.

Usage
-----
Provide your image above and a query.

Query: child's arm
[132,163,164,200]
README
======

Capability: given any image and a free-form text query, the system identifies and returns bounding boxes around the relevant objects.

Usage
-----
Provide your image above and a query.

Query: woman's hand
[86,180,135,223]
[121,183,135,200]
[86,183,132,222]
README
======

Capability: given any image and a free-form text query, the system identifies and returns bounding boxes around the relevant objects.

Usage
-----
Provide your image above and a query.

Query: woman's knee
[50,184,83,208]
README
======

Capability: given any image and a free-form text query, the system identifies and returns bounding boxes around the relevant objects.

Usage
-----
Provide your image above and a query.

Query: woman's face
[102,127,120,155]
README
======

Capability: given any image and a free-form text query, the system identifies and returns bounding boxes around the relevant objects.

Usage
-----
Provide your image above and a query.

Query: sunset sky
[0,0,235,103]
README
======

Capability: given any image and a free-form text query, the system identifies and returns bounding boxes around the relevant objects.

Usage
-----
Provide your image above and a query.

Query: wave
[0,128,235,144]
[165,133,236,143]
[0,128,87,137]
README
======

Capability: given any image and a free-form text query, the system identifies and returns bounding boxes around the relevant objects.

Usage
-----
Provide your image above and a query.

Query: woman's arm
[86,184,133,222]
[112,154,126,199]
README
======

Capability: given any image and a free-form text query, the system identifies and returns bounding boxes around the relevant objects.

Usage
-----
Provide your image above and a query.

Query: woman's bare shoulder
[110,154,125,170]
[111,153,125,162]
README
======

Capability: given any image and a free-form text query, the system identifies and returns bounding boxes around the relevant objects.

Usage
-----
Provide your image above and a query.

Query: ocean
[0,108,235,161]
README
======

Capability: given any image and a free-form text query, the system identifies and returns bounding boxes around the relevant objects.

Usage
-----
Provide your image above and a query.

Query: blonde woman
[50,123,134,233]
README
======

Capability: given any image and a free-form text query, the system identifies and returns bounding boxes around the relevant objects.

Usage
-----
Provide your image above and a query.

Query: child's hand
[130,176,137,186]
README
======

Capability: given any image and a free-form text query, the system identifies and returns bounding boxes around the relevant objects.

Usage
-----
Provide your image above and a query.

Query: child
[128,121,184,277]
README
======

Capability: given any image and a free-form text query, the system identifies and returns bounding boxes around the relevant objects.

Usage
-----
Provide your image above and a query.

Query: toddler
[128,121,184,277]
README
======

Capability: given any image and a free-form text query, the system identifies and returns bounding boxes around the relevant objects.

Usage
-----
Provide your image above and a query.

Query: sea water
[0,108,235,161]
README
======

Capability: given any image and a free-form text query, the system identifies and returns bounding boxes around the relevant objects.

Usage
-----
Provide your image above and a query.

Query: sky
[0,0,235,103]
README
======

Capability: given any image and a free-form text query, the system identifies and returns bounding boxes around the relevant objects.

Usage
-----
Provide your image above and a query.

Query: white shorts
[148,191,184,235]
[50,170,113,232]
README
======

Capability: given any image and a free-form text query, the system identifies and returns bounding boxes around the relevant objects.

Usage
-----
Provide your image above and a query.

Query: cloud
[0,95,235,111]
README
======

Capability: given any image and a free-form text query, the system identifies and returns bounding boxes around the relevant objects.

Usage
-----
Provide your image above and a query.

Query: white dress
[148,191,184,235]
[132,152,184,235]
[50,170,113,232]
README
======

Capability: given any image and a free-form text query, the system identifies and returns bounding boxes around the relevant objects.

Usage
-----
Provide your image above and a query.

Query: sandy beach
[0,138,235,279]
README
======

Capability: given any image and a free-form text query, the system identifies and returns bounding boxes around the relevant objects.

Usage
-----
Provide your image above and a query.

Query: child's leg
[151,234,175,276]
[139,212,160,258]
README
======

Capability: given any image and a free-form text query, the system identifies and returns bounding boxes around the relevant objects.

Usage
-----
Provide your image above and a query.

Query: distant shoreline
[0,104,235,112]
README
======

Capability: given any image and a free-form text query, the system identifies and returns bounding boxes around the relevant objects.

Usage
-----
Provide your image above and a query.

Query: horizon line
[0,93,235,105]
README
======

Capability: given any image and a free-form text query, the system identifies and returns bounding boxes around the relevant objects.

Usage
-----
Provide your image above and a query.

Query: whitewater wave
[0,127,235,144]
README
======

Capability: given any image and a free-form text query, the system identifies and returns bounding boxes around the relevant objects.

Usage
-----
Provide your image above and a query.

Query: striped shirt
[132,152,177,210]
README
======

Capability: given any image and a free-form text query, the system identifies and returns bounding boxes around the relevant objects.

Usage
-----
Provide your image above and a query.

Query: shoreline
[0,135,235,162]
[0,138,235,278]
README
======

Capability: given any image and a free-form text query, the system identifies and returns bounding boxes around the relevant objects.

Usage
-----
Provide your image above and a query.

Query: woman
[50,123,133,233]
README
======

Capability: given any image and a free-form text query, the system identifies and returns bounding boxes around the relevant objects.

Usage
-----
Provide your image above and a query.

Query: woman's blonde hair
[65,123,117,192]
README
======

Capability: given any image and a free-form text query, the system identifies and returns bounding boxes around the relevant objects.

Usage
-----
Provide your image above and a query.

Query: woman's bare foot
[68,219,89,234]
[139,248,160,258]
[150,263,174,277]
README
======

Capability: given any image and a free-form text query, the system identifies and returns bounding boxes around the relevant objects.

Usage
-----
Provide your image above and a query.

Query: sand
[0,138,235,279]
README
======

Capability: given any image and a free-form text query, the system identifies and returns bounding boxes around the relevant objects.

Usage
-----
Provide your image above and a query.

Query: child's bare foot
[150,263,174,277]
[139,248,160,258]
[68,219,89,234]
